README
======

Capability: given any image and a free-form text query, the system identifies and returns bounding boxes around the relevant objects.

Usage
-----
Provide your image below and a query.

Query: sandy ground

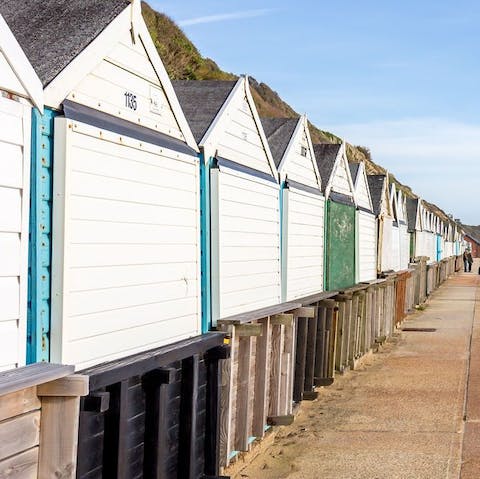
[229,268,480,479]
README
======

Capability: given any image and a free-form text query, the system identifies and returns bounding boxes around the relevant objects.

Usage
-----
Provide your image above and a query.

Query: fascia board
[0,15,43,111]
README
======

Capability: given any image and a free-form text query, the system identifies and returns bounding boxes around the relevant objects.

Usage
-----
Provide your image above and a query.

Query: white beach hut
[349,162,377,282]
[2,0,202,369]
[174,78,281,324]
[262,116,324,301]
[0,15,43,370]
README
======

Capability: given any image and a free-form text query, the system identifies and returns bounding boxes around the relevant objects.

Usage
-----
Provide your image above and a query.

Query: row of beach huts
[0,1,469,478]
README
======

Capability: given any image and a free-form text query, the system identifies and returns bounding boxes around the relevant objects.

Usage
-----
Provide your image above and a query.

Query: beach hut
[173,78,281,324]
[389,182,401,272]
[349,161,377,282]
[314,142,356,290]
[396,189,411,269]
[2,0,204,369]
[262,116,324,301]
[367,174,394,273]
[0,15,43,370]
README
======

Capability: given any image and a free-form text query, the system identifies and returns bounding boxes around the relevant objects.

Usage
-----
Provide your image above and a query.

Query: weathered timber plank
[292,307,315,318]
[304,306,318,394]
[268,324,284,417]
[218,302,302,325]
[0,412,40,461]
[283,319,295,415]
[270,314,293,326]
[252,317,271,438]
[234,337,253,451]
[37,375,89,397]
[235,324,263,337]
[0,387,40,422]
[0,447,38,479]
[293,317,308,403]
[219,326,235,468]
[38,397,81,479]
[0,364,74,397]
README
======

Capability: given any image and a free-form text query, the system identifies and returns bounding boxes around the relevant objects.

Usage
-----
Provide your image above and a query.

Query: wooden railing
[0,363,88,478]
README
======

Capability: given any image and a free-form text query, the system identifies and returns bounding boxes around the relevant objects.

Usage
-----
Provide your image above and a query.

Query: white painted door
[0,97,31,371]
[284,187,324,301]
[380,217,393,272]
[51,118,201,369]
[357,210,377,282]
[399,224,410,270]
[211,167,281,321]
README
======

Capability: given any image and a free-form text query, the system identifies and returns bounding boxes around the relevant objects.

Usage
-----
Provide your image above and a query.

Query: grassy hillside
[141,2,415,196]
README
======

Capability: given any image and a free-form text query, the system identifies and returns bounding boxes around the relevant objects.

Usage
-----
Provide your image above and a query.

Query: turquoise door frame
[200,153,213,333]
[27,108,57,363]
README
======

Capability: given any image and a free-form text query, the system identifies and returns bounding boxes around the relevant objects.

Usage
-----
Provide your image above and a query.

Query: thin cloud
[178,9,275,27]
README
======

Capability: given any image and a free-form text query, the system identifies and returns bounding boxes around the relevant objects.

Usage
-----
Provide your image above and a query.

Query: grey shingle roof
[0,0,130,86]
[172,80,237,143]
[406,198,419,232]
[313,143,341,194]
[260,117,299,167]
[367,175,386,216]
[348,162,360,183]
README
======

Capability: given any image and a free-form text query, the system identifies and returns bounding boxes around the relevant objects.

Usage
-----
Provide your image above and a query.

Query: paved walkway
[234,265,480,479]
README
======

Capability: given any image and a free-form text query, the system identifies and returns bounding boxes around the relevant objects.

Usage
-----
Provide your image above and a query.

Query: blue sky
[150,0,480,224]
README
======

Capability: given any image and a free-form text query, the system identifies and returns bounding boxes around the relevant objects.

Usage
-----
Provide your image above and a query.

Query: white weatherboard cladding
[380,217,393,272]
[212,168,281,320]
[0,97,30,371]
[51,119,201,369]
[399,224,410,269]
[330,156,352,197]
[67,32,184,142]
[357,211,377,282]
[391,225,401,271]
[282,128,319,189]
[216,94,273,175]
[284,188,324,301]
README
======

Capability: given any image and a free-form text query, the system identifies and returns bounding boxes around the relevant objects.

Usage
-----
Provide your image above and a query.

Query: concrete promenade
[233,265,480,479]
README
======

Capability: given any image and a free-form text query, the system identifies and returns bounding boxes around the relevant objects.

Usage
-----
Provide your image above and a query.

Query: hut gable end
[65,22,186,143]
[262,116,321,190]
[351,162,373,212]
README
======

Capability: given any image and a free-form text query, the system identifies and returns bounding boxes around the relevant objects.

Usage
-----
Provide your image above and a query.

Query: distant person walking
[464,250,473,272]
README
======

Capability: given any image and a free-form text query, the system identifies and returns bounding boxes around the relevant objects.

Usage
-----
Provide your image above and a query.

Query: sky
[150,0,480,224]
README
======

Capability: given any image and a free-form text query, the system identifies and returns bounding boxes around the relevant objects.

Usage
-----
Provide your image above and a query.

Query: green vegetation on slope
[141,1,415,197]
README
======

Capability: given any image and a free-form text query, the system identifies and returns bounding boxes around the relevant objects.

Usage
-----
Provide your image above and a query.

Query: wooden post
[235,336,254,452]
[314,302,327,384]
[219,327,235,467]
[304,304,318,399]
[252,317,271,438]
[268,323,285,418]
[282,315,295,415]
[37,375,89,479]
[293,316,308,403]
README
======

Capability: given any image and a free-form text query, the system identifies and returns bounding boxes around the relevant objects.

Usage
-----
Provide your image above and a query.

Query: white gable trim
[325,142,355,201]
[354,162,373,211]
[201,76,277,179]
[278,115,322,190]
[0,15,43,111]
[42,1,198,151]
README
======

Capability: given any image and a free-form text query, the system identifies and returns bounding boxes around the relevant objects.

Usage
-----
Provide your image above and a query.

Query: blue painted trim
[280,181,287,302]
[436,234,442,261]
[200,154,212,332]
[27,108,57,364]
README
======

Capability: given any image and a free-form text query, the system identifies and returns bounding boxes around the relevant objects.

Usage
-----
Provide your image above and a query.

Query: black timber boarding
[76,333,230,479]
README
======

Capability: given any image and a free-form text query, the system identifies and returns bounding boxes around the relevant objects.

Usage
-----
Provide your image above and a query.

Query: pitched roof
[313,143,341,193]
[261,118,299,167]
[172,80,237,143]
[348,162,360,183]
[367,175,386,216]
[0,0,130,86]
[406,198,419,232]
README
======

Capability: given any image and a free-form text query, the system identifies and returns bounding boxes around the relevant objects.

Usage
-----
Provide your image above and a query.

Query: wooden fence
[0,363,88,478]
[75,333,228,479]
